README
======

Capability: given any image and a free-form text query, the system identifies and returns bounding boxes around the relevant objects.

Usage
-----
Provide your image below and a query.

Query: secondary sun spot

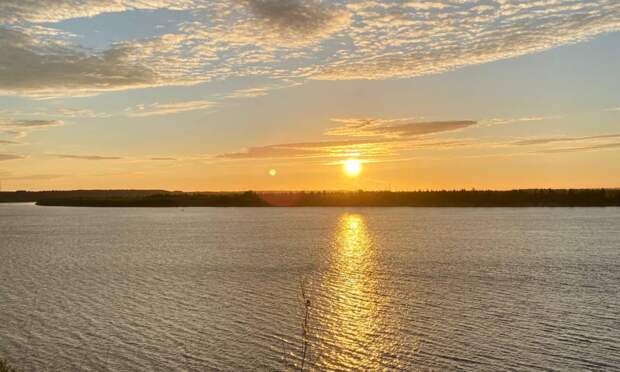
[269,169,277,176]
[343,159,362,177]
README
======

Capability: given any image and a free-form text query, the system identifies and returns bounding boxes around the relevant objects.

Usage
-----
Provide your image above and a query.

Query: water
[1,204,619,371]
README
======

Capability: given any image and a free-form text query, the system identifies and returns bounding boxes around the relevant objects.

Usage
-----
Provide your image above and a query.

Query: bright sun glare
[343,159,362,177]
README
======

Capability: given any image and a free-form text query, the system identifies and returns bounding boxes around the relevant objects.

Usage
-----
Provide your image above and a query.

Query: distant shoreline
[2,189,619,207]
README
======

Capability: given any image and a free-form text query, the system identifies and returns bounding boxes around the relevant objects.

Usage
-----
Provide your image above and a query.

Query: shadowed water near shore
[1,204,619,370]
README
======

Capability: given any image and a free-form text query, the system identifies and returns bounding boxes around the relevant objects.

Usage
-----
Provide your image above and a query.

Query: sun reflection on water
[312,213,398,370]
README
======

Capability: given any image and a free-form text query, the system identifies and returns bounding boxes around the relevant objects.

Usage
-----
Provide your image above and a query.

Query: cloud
[0,118,64,138]
[0,0,348,96]
[218,137,468,160]
[150,157,176,161]
[0,1,196,24]
[1,1,618,97]
[0,140,19,145]
[480,116,559,127]
[219,144,319,159]
[223,81,302,99]
[1,107,109,119]
[218,138,402,159]
[538,142,620,153]
[513,133,620,146]
[219,118,475,159]
[126,100,215,117]
[326,118,476,138]
[241,0,350,46]
[0,27,158,97]
[0,154,23,161]
[503,132,620,154]
[314,1,620,80]
[225,87,272,99]
[53,108,110,118]
[0,119,64,129]
[3,173,64,180]
[489,132,620,155]
[52,154,123,160]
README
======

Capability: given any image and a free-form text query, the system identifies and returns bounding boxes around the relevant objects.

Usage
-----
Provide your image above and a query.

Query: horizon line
[2,188,620,193]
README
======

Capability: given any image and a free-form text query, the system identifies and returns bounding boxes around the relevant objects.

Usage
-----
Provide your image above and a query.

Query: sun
[343,159,362,177]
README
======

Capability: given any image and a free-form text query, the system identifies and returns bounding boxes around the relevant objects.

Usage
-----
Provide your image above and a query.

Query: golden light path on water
[3,206,619,370]
[307,214,407,370]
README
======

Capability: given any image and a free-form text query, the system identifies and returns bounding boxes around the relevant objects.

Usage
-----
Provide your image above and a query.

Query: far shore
[1,189,619,208]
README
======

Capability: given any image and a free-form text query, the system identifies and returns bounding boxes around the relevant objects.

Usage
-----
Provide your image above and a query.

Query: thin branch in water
[299,278,311,372]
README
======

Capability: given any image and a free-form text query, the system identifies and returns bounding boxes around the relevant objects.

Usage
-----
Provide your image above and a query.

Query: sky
[0,0,619,191]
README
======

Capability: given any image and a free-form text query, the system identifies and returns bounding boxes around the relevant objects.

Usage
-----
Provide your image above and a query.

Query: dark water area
[1,204,619,370]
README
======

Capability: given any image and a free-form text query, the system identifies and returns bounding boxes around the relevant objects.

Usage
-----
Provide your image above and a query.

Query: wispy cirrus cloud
[219,144,320,160]
[52,154,123,160]
[126,100,216,117]
[224,87,273,99]
[53,108,111,119]
[503,132,620,154]
[512,133,620,146]
[219,118,476,160]
[0,118,64,138]
[0,119,63,129]
[538,142,620,154]
[48,153,185,162]
[219,116,620,161]
[219,138,468,160]
[2,173,64,180]
[480,116,560,127]
[326,118,476,138]
[1,107,109,119]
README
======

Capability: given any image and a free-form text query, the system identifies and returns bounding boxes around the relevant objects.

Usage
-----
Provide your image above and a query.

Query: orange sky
[1,1,619,190]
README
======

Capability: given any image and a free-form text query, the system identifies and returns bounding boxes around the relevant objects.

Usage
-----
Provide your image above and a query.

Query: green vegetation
[13,188,620,207]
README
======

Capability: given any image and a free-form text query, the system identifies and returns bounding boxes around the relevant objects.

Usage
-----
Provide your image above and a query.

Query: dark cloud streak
[538,142,620,154]
[52,154,123,160]
[513,133,620,146]
[0,154,23,161]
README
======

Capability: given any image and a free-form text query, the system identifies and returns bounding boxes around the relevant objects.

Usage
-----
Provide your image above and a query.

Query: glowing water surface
[1,205,619,370]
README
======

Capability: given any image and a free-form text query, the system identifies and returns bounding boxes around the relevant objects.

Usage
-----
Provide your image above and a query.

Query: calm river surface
[1,204,619,371]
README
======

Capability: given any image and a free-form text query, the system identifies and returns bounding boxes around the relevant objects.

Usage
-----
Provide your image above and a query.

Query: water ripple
[1,206,619,370]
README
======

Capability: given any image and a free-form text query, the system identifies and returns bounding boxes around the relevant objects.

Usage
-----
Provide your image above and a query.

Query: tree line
[1,189,616,207]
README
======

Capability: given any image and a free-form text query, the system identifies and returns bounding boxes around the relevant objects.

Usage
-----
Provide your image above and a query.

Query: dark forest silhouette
[1,189,619,207]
